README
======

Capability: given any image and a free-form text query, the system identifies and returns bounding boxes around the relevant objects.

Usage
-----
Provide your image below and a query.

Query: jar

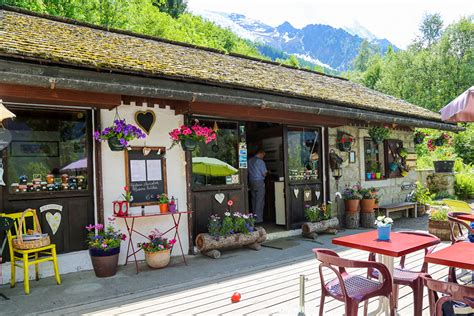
[19,185,27,192]
[41,181,47,190]
[46,174,54,184]
[26,183,34,192]
[47,184,55,191]
[76,176,85,185]
[10,183,19,193]
[61,183,69,190]
[61,174,69,184]
[19,175,28,185]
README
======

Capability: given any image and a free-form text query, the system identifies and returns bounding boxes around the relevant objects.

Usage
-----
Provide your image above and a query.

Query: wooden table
[425,242,474,271]
[333,230,440,315]
[457,214,474,222]
[115,211,192,273]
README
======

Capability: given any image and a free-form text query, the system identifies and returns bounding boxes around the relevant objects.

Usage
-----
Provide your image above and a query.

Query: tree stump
[345,212,360,229]
[195,227,267,258]
[361,212,376,228]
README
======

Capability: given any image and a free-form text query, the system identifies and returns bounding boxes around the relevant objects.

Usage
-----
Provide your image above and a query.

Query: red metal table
[457,214,474,222]
[333,230,440,315]
[115,211,192,273]
[424,242,474,271]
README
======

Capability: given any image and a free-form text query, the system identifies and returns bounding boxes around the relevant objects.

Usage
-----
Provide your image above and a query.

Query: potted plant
[94,119,146,151]
[368,126,391,144]
[158,193,169,213]
[431,146,456,173]
[342,185,362,213]
[169,120,217,151]
[412,182,433,216]
[85,219,126,278]
[428,206,457,241]
[113,186,132,216]
[301,203,339,238]
[375,215,393,241]
[138,229,176,269]
[414,130,427,145]
[360,187,377,213]
[336,131,354,152]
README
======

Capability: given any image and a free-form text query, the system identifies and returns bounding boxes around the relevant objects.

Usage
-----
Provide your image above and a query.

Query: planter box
[428,219,457,241]
[433,160,455,173]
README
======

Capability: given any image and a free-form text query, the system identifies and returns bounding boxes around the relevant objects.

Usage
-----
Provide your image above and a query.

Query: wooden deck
[86,242,471,315]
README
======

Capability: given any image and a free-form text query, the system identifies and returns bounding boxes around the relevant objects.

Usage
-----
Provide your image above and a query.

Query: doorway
[246,122,286,233]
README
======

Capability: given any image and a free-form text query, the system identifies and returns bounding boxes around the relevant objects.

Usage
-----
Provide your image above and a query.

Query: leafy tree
[152,0,187,19]
[417,13,443,48]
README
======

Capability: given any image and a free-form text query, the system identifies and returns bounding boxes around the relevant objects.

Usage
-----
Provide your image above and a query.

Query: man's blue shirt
[248,156,267,181]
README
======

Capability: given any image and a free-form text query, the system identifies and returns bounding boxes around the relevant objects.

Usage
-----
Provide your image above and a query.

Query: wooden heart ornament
[45,212,61,235]
[135,110,156,135]
[215,193,225,204]
[293,188,299,198]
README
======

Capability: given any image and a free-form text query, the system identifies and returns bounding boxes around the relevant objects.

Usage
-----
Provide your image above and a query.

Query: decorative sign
[215,193,225,204]
[0,128,12,151]
[45,212,61,235]
[303,189,311,201]
[135,110,156,135]
[315,191,321,200]
[239,142,247,169]
[125,147,167,206]
[401,183,416,191]
[293,188,299,198]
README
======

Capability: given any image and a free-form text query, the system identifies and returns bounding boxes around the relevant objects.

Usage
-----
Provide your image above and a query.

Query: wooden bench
[378,202,418,218]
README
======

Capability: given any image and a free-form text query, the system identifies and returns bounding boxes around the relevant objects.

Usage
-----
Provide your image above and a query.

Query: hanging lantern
[0,100,15,121]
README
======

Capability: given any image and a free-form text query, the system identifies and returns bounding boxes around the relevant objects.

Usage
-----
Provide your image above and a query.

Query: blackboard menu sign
[124,147,167,206]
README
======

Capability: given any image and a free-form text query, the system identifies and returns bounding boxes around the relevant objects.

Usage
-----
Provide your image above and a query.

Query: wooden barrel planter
[195,227,267,259]
[428,219,457,241]
[301,217,339,239]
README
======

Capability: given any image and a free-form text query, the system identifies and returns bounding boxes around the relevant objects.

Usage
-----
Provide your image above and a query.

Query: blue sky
[187,0,473,48]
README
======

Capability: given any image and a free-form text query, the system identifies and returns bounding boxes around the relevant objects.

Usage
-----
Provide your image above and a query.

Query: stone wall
[328,126,418,223]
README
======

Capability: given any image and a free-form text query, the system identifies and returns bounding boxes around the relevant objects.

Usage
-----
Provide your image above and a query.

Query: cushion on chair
[326,275,383,301]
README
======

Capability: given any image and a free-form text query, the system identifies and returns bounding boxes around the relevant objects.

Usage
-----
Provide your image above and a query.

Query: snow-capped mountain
[193,10,397,71]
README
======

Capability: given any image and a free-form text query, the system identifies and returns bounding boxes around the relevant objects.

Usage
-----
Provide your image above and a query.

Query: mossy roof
[0,8,442,121]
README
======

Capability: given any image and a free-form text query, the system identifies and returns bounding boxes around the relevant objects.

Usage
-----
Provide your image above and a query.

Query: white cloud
[187,0,473,48]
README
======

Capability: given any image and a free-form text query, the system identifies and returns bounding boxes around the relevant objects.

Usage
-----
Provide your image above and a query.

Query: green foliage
[305,204,331,222]
[0,0,264,57]
[454,124,474,164]
[368,126,391,144]
[454,163,474,199]
[416,13,444,48]
[413,181,433,205]
[429,207,449,221]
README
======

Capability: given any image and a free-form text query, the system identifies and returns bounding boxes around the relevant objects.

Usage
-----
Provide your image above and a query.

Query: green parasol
[192,157,238,177]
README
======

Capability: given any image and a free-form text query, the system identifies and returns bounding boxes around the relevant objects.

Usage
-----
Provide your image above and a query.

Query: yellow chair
[1,210,61,294]
[443,199,474,214]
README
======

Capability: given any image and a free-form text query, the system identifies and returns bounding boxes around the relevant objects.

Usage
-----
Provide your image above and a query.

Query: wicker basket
[12,209,50,250]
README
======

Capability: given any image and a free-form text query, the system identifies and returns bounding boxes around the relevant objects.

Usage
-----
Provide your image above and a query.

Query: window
[384,139,405,178]
[363,138,384,180]
[5,108,89,193]
[192,119,239,187]
[287,127,321,182]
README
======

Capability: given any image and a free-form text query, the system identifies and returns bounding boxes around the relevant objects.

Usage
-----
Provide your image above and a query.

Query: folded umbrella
[440,86,474,122]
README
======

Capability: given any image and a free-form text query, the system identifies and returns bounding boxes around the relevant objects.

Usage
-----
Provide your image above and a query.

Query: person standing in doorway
[248,149,267,224]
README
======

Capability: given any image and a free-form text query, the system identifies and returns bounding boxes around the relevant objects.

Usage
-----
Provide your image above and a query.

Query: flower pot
[428,219,457,241]
[371,172,376,179]
[113,201,129,217]
[377,225,391,241]
[344,199,360,213]
[360,199,376,213]
[89,247,120,278]
[389,162,398,172]
[366,173,372,180]
[180,139,197,151]
[144,249,171,269]
[159,203,169,213]
[375,172,381,179]
[169,203,177,213]
[433,160,455,173]
[107,137,125,151]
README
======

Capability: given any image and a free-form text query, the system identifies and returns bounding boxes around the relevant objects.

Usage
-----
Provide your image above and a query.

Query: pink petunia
[95,223,104,231]
[85,224,94,231]
[182,128,192,135]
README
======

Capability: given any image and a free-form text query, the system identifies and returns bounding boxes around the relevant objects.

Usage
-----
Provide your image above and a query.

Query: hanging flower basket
[368,127,391,144]
[336,131,354,152]
[169,121,217,151]
[94,119,146,151]
[414,131,426,145]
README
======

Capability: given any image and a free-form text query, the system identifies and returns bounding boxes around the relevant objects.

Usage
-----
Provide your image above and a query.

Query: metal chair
[422,274,474,316]
[367,231,440,316]
[314,248,395,316]
[447,212,474,283]
[0,217,14,300]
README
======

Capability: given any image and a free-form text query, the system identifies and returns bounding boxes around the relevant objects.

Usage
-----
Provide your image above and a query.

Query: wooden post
[185,149,194,255]
[360,212,375,228]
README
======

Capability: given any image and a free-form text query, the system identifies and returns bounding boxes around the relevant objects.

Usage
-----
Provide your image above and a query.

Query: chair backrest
[1,210,38,249]
[444,199,473,213]
[447,212,474,244]
[422,274,474,316]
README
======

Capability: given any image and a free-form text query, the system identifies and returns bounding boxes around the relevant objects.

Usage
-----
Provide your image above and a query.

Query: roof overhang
[0,59,461,132]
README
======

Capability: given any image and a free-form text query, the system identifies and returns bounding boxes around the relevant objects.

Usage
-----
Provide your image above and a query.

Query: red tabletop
[424,242,474,270]
[113,211,191,219]
[457,214,474,222]
[332,230,440,257]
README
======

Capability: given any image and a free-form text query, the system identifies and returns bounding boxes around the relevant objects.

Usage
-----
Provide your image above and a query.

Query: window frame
[384,139,405,179]
[363,137,384,181]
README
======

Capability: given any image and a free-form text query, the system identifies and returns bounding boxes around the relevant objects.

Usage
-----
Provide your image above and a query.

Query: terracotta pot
[159,203,169,213]
[89,247,120,278]
[428,219,458,241]
[344,199,360,213]
[144,249,171,269]
[360,199,376,213]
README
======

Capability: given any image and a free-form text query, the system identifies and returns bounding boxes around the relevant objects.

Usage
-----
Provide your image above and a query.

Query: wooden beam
[0,83,120,109]
[187,101,349,127]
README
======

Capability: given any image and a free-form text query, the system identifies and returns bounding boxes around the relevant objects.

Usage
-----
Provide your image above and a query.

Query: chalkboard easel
[124,146,167,207]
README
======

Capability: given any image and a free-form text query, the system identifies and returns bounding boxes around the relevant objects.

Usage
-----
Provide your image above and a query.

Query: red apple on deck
[231,292,241,303]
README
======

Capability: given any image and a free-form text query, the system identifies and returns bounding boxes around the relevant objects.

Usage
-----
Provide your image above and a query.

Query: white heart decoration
[215,193,225,204]
[46,212,61,235]
[315,191,321,199]
[293,188,299,198]
[304,191,311,199]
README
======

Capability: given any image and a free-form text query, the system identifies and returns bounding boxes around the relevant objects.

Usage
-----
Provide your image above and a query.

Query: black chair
[0,217,14,300]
